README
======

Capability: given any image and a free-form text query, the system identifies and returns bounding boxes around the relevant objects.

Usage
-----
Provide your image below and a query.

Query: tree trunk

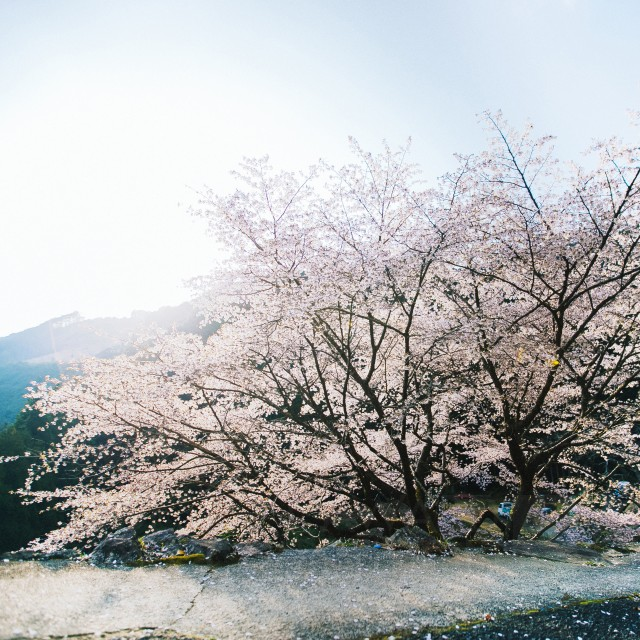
[424,509,443,540]
[504,475,536,540]
[413,501,443,540]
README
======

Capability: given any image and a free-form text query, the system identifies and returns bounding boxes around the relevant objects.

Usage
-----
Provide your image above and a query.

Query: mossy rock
[127,553,207,567]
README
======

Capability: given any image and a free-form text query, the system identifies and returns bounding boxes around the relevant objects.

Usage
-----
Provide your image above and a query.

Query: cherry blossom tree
[441,113,640,539]
[26,143,480,549]
[22,116,640,549]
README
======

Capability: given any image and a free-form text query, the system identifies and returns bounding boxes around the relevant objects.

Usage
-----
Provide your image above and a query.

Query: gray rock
[234,541,277,557]
[141,529,182,558]
[90,527,143,565]
[363,527,387,541]
[90,527,238,566]
[182,537,237,563]
[0,548,80,562]
[385,526,448,554]
[503,540,610,564]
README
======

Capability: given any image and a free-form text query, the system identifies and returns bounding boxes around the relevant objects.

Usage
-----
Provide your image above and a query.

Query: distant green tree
[0,407,68,553]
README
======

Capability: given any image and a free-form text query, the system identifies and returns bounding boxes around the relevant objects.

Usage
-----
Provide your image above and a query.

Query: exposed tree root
[464,509,506,541]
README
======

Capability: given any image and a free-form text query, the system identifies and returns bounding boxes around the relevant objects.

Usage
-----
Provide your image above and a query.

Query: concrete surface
[1,547,638,639]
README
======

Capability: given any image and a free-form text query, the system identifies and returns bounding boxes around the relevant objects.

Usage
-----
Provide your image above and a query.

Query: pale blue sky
[1,0,638,336]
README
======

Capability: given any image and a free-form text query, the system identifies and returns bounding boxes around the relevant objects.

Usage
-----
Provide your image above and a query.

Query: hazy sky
[1,0,638,336]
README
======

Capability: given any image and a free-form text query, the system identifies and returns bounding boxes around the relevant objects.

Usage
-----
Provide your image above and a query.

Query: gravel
[426,595,640,640]
[1,546,638,640]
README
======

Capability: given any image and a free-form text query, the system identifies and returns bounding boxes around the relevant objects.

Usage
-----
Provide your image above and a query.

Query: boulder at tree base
[90,528,239,565]
[90,527,143,565]
[385,526,448,555]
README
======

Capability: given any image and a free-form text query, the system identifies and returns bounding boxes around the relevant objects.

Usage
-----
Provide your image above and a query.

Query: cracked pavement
[1,547,639,639]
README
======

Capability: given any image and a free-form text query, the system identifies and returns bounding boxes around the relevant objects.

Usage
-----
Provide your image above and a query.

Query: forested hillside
[0,302,204,428]
[0,302,216,551]
[0,363,62,426]
[0,408,68,552]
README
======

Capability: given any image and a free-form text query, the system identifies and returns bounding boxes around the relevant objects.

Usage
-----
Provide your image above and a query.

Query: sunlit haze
[1,0,638,337]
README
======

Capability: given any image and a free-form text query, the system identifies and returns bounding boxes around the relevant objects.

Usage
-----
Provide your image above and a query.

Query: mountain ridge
[0,302,205,426]
[0,303,201,365]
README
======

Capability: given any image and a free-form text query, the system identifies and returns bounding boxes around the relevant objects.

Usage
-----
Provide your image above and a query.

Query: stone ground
[0,545,638,640]
[427,595,640,639]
